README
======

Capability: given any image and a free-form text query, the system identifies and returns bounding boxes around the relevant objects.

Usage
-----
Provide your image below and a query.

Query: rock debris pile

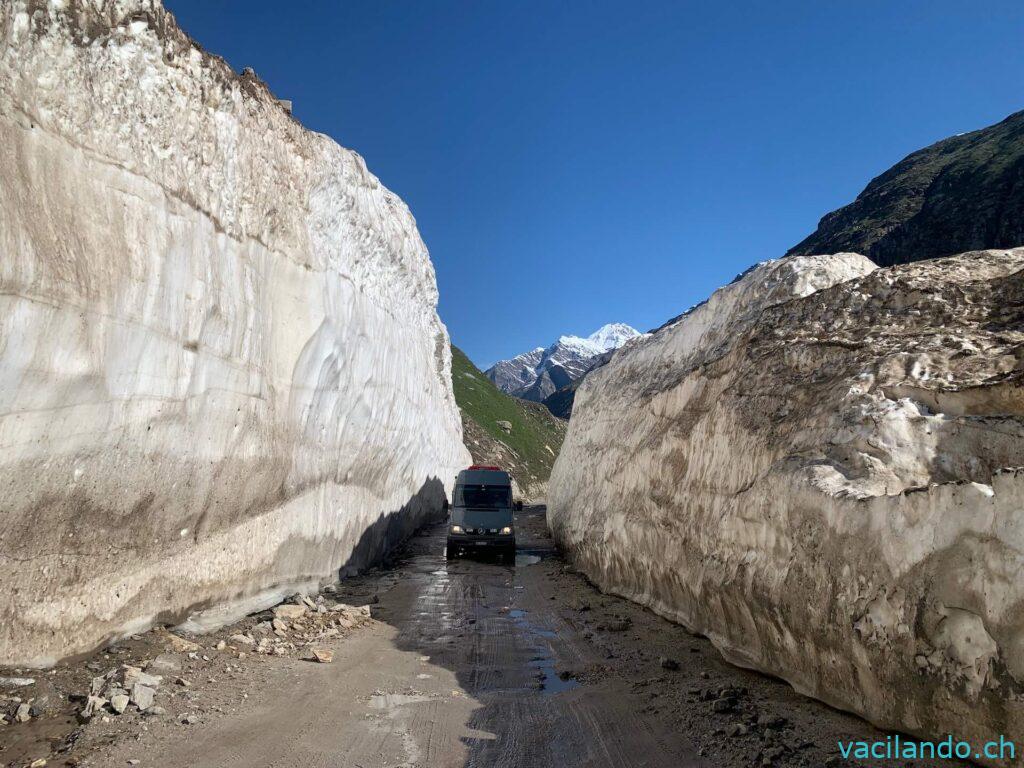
[1,591,373,740]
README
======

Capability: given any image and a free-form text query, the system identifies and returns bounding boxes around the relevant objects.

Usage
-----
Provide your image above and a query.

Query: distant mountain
[540,347,617,419]
[484,347,545,395]
[788,109,1024,266]
[485,323,641,404]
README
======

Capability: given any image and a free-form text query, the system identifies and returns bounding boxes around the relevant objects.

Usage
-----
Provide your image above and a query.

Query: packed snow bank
[0,1,470,665]
[549,249,1024,756]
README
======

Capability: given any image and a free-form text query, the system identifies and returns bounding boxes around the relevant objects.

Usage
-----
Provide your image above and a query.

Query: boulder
[130,684,155,711]
[159,633,200,655]
[550,250,1024,752]
[273,605,307,622]
[109,693,129,715]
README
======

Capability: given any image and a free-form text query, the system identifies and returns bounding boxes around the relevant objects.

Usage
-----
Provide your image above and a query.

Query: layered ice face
[550,248,1024,752]
[0,0,470,665]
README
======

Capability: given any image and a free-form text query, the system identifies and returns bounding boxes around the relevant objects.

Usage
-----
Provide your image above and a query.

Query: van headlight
[451,525,463,534]
[500,526,513,535]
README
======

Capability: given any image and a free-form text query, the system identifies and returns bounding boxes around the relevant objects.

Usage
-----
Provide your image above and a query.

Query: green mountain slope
[451,345,566,501]
[788,109,1024,266]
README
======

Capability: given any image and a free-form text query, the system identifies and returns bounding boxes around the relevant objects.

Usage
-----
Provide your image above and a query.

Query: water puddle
[515,553,541,567]
[529,655,580,695]
[508,609,578,695]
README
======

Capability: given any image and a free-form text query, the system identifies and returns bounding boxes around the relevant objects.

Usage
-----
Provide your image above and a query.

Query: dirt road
[6,506,955,768]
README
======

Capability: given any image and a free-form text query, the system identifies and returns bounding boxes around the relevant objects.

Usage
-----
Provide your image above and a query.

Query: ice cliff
[0,0,470,666]
[549,249,1024,754]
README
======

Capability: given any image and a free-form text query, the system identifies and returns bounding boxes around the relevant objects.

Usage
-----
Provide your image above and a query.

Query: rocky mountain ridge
[789,109,1024,266]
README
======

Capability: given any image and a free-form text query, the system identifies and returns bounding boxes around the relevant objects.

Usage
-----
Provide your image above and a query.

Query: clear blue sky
[167,1,1024,368]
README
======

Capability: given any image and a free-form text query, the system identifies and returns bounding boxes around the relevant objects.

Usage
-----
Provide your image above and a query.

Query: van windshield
[456,484,511,509]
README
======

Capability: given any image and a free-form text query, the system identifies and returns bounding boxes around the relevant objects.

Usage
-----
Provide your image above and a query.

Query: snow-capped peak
[586,322,641,352]
[554,323,641,357]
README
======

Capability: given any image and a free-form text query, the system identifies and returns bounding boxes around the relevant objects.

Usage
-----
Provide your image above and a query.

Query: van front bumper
[446,533,515,551]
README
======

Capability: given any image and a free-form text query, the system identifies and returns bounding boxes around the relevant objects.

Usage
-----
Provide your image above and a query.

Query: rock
[159,633,200,654]
[496,420,512,433]
[182,713,200,725]
[312,649,334,664]
[146,706,169,717]
[0,1,469,667]
[146,654,182,674]
[0,677,34,688]
[549,249,1024,746]
[175,677,191,688]
[15,702,32,722]
[130,684,156,711]
[29,760,46,768]
[659,657,680,671]
[89,674,110,696]
[81,695,107,719]
[728,723,750,737]
[229,634,255,647]
[27,678,59,715]
[109,693,130,715]
[273,604,307,621]
[215,641,227,651]
[711,698,736,714]
[605,618,630,632]
[119,666,162,690]
[757,714,787,730]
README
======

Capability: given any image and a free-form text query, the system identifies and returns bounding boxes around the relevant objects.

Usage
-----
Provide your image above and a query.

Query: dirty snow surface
[549,249,1024,751]
[0,1,469,665]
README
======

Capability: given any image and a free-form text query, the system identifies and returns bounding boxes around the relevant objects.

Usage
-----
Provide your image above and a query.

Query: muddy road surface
[4,506,957,768]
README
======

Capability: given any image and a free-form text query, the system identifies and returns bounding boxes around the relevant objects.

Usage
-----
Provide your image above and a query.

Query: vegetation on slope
[451,345,566,500]
[788,109,1024,266]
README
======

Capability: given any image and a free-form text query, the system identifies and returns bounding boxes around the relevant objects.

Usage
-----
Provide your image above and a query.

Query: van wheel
[446,547,457,560]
